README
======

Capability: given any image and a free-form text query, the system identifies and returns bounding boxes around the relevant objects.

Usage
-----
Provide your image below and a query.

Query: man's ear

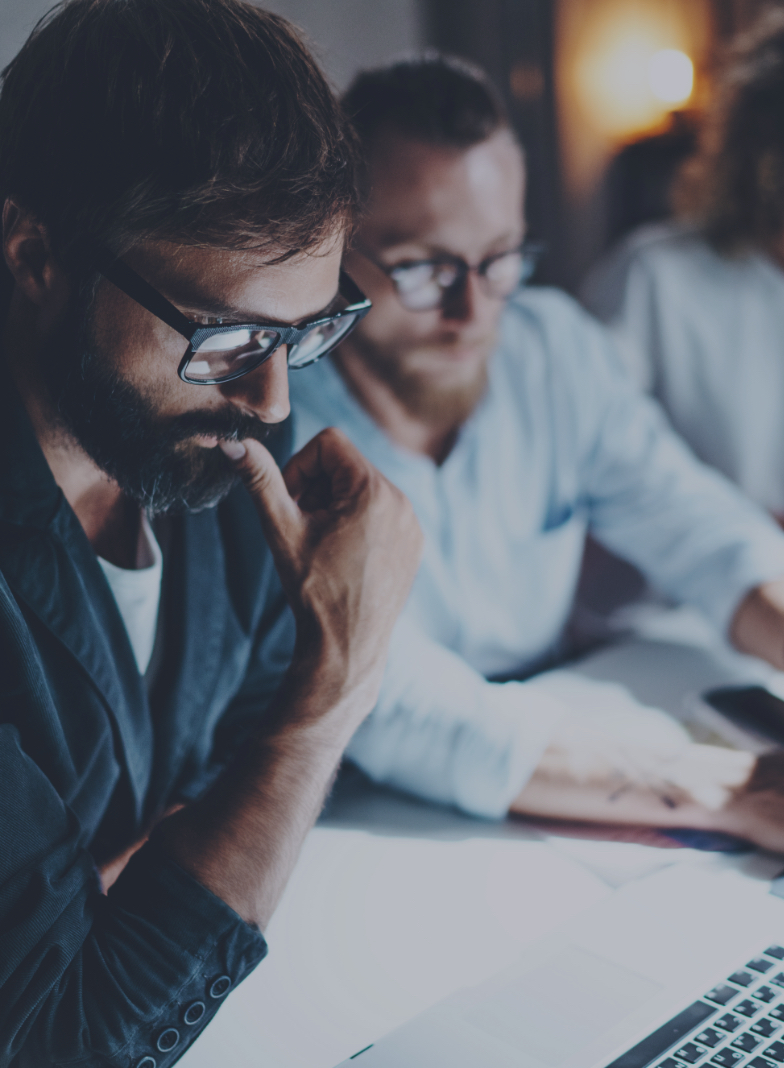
[2,198,69,309]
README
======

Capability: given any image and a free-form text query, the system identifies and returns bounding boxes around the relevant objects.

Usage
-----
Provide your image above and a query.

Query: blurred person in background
[583,10,784,522]
[602,110,698,251]
[292,53,784,849]
[0,1,421,1064]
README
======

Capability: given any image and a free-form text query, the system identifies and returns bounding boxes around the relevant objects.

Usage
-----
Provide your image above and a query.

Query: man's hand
[510,718,784,853]
[155,429,421,929]
[716,750,784,853]
[731,578,784,672]
[226,428,421,720]
[99,803,186,892]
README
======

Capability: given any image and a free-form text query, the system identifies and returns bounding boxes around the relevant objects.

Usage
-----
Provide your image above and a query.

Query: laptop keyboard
[607,946,784,1068]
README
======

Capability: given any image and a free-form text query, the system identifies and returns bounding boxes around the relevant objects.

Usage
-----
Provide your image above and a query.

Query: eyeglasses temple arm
[95,252,197,341]
[338,269,371,310]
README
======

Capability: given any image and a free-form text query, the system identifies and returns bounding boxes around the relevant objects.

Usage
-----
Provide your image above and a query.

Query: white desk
[179,615,784,1068]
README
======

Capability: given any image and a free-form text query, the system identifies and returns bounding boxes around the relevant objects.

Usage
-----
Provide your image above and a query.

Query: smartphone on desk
[698,685,784,751]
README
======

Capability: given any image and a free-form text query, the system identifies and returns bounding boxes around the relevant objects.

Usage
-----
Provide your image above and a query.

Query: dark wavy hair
[675,8,784,252]
[0,0,359,280]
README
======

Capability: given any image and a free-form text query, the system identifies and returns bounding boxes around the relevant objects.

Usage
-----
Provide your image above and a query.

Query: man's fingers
[283,427,371,504]
[220,438,301,542]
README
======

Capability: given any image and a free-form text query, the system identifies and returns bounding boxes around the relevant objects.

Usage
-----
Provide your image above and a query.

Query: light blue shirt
[291,288,784,818]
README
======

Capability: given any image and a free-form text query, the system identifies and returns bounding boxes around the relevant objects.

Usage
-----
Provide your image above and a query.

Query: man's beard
[43,291,275,516]
[342,331,492,428]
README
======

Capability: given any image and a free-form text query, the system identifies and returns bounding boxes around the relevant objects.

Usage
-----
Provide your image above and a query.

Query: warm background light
[648,49,694,106]
[556,0,709,198]
[574,20,693,140]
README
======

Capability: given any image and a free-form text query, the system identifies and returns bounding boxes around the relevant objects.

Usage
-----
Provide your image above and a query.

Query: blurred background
[0,0,778,290]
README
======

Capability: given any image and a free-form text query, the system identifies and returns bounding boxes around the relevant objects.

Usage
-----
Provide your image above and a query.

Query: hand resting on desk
[512,578,784,851]
[510,721,764,843]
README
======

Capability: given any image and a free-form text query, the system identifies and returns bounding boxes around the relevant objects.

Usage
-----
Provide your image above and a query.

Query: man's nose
[440,270,490,326]
[219,346,291,423]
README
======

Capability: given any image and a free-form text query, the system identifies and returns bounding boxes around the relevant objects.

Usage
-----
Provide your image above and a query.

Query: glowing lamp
[648,49,693,106]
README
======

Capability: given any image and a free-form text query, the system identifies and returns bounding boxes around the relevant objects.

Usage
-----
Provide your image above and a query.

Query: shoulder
[607,221,712,273]
[496,286,626,397]
[501,285,613,359]
[492,287,649,466]
[581,222,718,321]
[503,285,595,341]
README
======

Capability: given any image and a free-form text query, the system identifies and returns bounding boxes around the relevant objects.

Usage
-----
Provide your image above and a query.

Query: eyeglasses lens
[185,327,280,382]
[391,251,527,311]
[482,251,525,297]
[288,314,359,369]
[388,263,443,311]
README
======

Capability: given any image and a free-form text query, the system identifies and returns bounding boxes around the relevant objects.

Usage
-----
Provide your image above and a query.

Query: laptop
[335,853,784,1068]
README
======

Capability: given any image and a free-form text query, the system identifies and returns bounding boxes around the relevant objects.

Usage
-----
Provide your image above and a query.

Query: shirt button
[209,975,231,999]
[156,1028,180,1052]
[183,1000,206,1025]
[136,1058,157,1068]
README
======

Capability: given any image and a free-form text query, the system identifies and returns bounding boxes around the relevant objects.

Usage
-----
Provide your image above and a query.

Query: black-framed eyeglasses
[359,241,545,312]
[95,250,372,385]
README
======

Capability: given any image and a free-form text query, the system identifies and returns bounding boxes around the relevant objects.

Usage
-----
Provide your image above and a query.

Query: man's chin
[386,353,490,426]
[406,348,491,394]
[88,437,240,517]
[140,442,239,515]
[162,474,238,514]
[142,469,239,516]
[407,338,494,378]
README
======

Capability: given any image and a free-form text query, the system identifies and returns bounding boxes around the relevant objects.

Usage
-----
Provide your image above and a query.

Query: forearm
[510,732,756,833]
[158,430,421,929]
[156,648,381,930]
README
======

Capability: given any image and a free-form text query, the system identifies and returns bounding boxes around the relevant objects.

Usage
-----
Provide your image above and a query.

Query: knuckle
[366,467,384,496]
[391,484,415,518]
[320,425,353,457]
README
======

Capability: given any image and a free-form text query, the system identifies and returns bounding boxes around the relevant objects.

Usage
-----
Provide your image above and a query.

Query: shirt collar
[309,351,495,473]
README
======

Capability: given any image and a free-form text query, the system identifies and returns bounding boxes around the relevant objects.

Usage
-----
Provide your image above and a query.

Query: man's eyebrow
[373,226,427,248]
[378,229,525,261]
[167,285,342,326]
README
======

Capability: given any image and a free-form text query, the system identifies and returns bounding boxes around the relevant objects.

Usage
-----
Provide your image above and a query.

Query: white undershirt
[98,513,163,675]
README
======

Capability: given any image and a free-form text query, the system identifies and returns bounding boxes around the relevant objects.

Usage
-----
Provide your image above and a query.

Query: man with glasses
[291,55,784,846]
[0,2,421,1065]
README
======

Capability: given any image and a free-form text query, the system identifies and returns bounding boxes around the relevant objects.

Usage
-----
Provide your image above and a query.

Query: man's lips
[193,434,220,448]
[413,341,492,366]
[446,345,487,363]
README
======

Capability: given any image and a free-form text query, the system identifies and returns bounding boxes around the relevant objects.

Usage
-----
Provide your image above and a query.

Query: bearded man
[291,55,784,846]
[0,3,421,1065]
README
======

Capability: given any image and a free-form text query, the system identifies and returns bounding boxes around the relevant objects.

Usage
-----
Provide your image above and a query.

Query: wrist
[259,635,384,747]
[731,580,784,671]
[293,614,388,699]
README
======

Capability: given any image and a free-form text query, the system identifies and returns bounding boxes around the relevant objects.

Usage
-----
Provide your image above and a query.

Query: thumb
[220,438,302,546]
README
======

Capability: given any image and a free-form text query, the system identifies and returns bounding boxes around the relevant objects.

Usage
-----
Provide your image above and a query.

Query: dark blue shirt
[0,382,297,1067]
